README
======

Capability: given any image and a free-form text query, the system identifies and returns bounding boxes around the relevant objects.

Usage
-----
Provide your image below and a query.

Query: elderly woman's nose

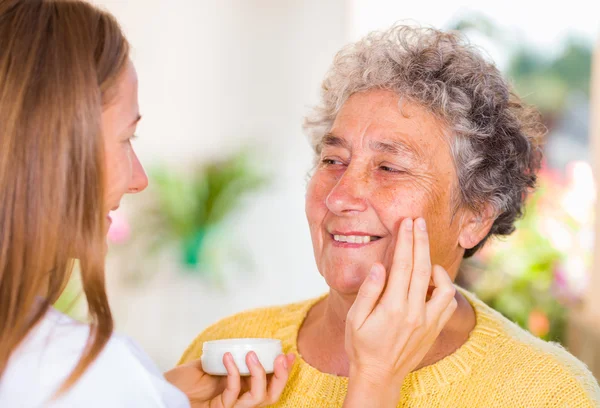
[325,170,368,215]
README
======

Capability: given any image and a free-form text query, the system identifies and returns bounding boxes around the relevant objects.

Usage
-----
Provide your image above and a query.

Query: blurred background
[60,0,599,376]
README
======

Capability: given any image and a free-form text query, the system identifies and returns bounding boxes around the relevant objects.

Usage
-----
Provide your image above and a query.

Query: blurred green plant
[509,39,592,122]
[461,163,595,344]
[449,14,593,126]
[53,265,85,320]
[140,149,268,273]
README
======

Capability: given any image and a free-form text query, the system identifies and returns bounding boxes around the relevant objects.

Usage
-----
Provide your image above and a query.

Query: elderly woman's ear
[458,204,496,250]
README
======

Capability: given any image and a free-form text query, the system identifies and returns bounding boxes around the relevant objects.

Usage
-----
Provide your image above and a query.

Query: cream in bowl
[201,338,283,376]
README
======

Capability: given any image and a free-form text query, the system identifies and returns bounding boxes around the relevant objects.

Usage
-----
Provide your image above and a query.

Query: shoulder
[500,324,600,406]
[0,308,187,408]
[178,296,323,364]
[50,335,188,408]
[463,289,600,406]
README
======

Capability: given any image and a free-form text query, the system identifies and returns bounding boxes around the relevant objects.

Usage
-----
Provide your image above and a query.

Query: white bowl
[201,338,283,376]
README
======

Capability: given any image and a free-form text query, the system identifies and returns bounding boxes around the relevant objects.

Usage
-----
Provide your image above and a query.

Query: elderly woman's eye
[321,158,344,166]
[380,165,404,173]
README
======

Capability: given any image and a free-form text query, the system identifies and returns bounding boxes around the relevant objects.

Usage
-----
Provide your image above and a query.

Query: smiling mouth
[331,234,382,244]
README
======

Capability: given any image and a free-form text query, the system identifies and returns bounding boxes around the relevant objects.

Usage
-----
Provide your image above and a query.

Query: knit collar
[274,287,504,400]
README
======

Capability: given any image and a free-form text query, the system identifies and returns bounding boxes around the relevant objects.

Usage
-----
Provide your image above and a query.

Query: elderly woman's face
[305,89,466,294]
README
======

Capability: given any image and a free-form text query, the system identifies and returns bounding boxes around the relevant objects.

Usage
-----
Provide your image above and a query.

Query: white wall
[95,0,348,369]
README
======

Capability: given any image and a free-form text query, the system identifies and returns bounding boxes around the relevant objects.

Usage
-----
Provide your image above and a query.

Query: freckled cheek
[306,175,332,215]
[368,185,427,269]
[371,184,428,229]
[421,193,460,266]
[421,184,454,229]
[305,175,335,249]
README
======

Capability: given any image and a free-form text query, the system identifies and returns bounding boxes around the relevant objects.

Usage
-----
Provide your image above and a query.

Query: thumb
[347,263,386,330]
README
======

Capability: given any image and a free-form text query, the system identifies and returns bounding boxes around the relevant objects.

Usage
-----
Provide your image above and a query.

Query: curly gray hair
[304,25,545,257]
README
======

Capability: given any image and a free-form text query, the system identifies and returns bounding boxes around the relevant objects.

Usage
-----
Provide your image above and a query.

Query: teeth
[333,235,373,244]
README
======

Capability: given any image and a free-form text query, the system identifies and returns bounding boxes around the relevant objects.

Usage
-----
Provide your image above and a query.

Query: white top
[0,307,190,408]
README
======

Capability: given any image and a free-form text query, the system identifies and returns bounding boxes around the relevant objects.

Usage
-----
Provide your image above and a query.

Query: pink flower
[538,162,564,189]
[107,210,131,244]
[528,309,550,337]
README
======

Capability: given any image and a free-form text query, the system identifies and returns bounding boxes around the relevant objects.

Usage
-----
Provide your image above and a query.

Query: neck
[322,289,355,342]
[302,283,476,376]
[319,254,465,337]
[296,289,356,376]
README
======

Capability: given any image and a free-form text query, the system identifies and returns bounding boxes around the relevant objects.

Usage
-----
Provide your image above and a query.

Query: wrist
[163,368,178,385]
[349,364,407,387]
[345,365,405,408]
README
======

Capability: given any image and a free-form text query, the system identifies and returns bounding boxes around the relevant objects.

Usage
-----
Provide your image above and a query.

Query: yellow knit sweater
[179,289,600,407]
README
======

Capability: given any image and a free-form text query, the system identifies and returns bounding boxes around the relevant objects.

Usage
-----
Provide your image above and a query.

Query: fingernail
[282,355,288,370]
[250,352,259,364]
[404,218,413,231]
[416,218,426,231]
[369,264,379,280]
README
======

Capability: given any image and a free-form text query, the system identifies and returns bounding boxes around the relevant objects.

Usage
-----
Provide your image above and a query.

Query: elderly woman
[179,26,600,407]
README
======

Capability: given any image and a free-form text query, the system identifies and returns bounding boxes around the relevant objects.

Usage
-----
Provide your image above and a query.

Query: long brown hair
[0,0,129,395]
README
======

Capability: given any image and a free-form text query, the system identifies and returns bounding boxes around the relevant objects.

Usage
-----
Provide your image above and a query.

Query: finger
[242,351,267,404]
[425,265,456,323]
[435,296,458,333]
[407,218,432,317]
[265,354,293,404]
[347,263,386,329]
[220,352,242,408]
[286,353,296,372]
[381,218,414,306]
